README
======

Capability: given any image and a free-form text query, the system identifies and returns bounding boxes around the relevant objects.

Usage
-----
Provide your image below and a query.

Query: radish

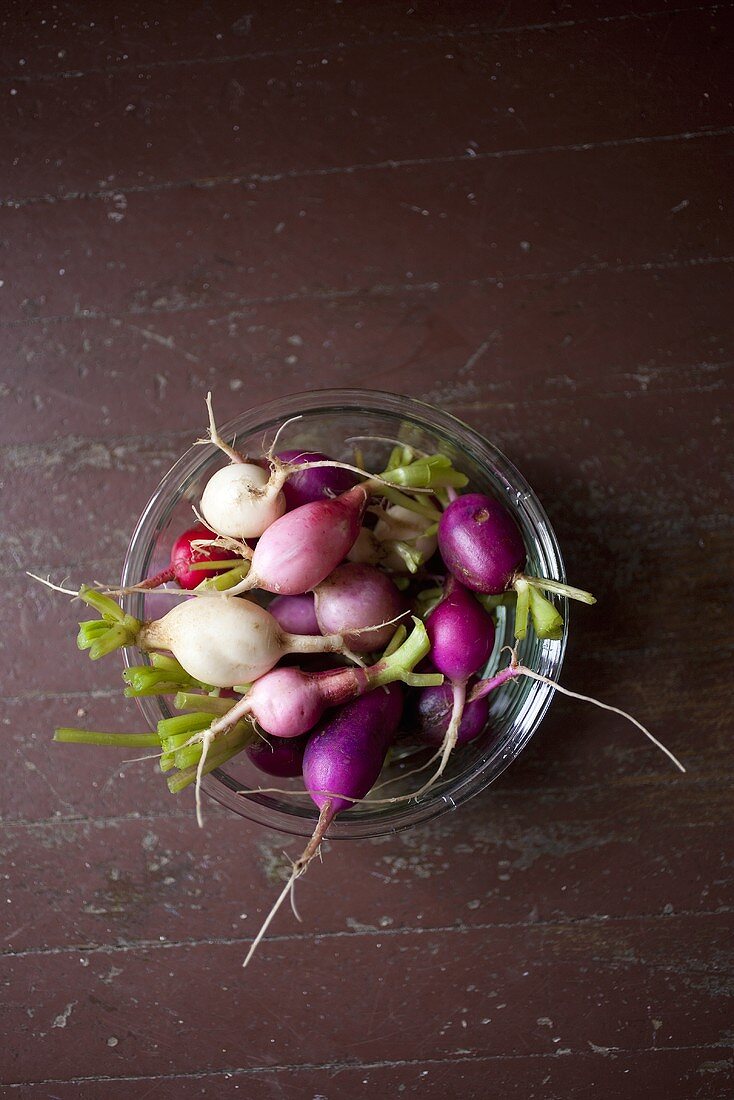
[438,493,596,640]
[416,576,495,789]
[75,589,363,688]
[133,523,245,594]
[412,683,492,747]
[225,485,369,597]
[268,593,320,636]
[313,562,408,653]
[184,617,439,745]
[246,735,307,778]
[276,450,357,510]
[242,684,404,968]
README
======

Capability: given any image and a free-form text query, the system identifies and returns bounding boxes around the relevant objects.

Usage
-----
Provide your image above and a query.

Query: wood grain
[1,1,732,1095]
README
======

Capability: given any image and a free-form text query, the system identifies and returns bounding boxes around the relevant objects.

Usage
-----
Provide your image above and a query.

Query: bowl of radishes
[118,388,571,840]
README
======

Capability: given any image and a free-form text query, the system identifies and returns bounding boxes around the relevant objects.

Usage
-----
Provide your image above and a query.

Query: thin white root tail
[194,728,215,828]
[242,800,333,969]
[515,666,686,773]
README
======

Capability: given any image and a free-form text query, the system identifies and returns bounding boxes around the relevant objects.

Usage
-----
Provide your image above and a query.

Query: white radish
[200,462,287,539]
[138,596,356,687]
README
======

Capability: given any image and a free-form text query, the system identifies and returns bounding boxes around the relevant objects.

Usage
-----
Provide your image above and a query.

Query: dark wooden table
[2,2,732,1096]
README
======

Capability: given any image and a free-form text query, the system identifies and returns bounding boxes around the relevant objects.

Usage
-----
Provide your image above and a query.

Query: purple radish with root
[313,562,408,653]
[438,493,596,640]
[242,684,404,968]
[414,576,495,791]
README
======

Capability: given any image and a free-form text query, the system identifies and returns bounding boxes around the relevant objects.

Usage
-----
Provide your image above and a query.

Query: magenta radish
[246,735,307,778]
[437,493,596,640]
[276,450,357,510]
[189,617,440,743]
[225,485,369,597]
[313,562,408,653]
[242,684,404,968]
[416,577,495,790]
[268,593,321,636]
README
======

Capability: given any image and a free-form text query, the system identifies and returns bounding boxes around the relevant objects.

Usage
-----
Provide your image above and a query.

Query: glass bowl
[121,389,567,840]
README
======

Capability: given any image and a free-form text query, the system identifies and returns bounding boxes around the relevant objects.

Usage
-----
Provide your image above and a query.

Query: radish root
[242,800,334,969]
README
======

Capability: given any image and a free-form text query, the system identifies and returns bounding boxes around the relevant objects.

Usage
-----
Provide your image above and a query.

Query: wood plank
[1,915,732,1083]
[2,776,732,953]
[3,135,732,323]
[3,9,732,202]
[1,1,721,80]
[1,263,731,446]
[8,1046,734,1100]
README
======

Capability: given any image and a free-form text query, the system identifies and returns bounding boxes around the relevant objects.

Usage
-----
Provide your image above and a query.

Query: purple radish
[413,683,491,747]
[226,485,369,597]
[313,562,408,653]
[415,577,495,792]
[195,617,440,741]
[268,593,321,636]
[242,684,404,968]
[303,683,404,814]
[246,735,306,778]
[276,450,356,510]
[438,492,596,640]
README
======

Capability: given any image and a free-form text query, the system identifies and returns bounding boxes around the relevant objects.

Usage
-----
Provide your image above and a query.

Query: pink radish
[313,562,408,653]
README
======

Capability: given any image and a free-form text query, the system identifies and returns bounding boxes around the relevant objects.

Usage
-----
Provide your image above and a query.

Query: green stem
[369,484,442,521]
[173,692,236,716]
[186,558,246,572]
[527,587,564,641]
[514,578,531,641]
[166,739,251,793]
[369,617,443,689]
[197,561,251,592]
[521,574,597,605]
[54,728,160,748]
[379,454,469,491]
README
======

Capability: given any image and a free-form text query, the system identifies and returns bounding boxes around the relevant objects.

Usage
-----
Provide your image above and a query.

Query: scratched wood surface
[1,2,733,1096]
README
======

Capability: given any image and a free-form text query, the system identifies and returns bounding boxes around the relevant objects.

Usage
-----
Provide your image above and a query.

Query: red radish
[276,450,357,511]
[313,562,408,653]
[268,593,320,636]
[127,523,244,591]
[226,485,369,597]
[242,685,404,968]
[438,493,596,639]
[246,735,306,778]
